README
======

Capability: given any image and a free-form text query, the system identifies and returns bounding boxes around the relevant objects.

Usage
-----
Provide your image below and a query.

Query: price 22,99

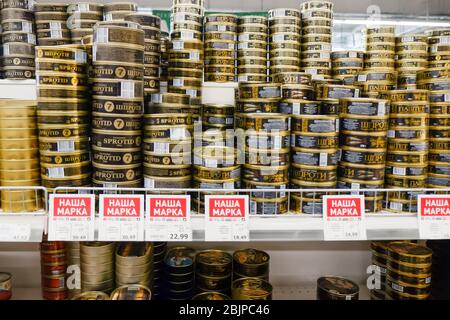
[169,233,189,240]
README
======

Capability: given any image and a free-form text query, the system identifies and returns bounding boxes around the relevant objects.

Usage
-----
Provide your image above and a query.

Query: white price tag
[173,78,184,87]
[0,224,31,242]
[173,41,184,50]
[319,153,328,167]
[48,194,95,241]
[323,195,366,241]
[120,80,135,98]
[189,51,200,61]
[170,127,188,139]
[144,177,155,189]
[98,195,144,241]
[378,102,386,115]
[393,167,406,176]
[50,29,63,38]
[418,195,450,239]
[358,75,368,82]
[57,140,75,152]
[205,195,249,242]
[445,94,450,102]
[146,195,192,242]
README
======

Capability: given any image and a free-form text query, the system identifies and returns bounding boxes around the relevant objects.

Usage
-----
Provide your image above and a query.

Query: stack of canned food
[385,90,429,213]
[237,83,290,215]
[66,242,81,299]
[337,98,390,213]
[35,45,91,191]
[67,2,104,44]
[152,242,168,300]
[420,29,450,189]
[91,21,144,189]
[300,0,333,80]
[115,243,153,289]
[143,93,192,190]
[1,0,36,79]
[316,276,359,300]
[195,250,232,297]
[370,241,390,300]
[204,14,237,83]
[125,13,161,97]
[80,242,115,293]
[110,284,152,300]
[385,242,432,300]
[192,146,239,213]
[331,51,364,85]
[359,26,397,98]
[34,3,70,46]
[159,31,170,85]
[200,103,235,141]
[103,2,137,22]
[237,15,268,83]
[290,102,339,215]
[40,241,68,300]
[395,34,428,90]
[268,8,301,78]
[0,100,42,212]
[233,248,269,281]
[168,0,204,104]
[163,247,195,300]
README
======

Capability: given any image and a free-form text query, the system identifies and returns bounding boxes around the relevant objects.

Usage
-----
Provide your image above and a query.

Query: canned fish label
[93,164,142,182]
[340,147,386,165]
[387,140,428,152]
[40,152,91,165]
[340,99,388,116]
[291,133,338,149]
[291,148,338,166]
[92,130,142,148]
[93,80,143,99]
[93,64,144,80]
[280,101,320,115]
[246,132,290,149]
[291,116,338,133]
[341,118,388,132]
[92,114,142,131]
[92,99,143,115]
[37,47,87,63]
[340,132,387,149]
[93,148,142,165]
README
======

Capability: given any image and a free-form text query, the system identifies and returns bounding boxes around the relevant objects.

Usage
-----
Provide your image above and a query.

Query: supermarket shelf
[0,212,47,242]
[0,79,36,99]
[0,80,235,103]
[12,288,42,300]
[191,213,419,241]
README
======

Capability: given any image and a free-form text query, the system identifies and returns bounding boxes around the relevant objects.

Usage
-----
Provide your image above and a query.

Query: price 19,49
[169,233,190,240]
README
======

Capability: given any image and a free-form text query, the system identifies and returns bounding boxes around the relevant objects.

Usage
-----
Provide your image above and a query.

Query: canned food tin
[317,276,359,300]
[340,146,386,165]
[196,250,232,277]
[92,130,141,149]
[0,273,12,301]
[232,278,272,300]
[233,249,269,277]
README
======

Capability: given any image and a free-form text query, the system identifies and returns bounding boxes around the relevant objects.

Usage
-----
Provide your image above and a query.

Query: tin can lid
[0,272,12,282]
[317,276,359,296]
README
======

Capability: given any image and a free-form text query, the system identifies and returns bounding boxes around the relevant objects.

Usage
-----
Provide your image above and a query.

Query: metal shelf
[0,212,47,242]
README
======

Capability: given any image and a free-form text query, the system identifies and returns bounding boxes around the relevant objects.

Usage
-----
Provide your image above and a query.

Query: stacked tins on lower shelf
[0,100,42,212]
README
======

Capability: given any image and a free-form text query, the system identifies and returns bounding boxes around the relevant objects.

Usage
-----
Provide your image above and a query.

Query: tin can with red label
[0,273,12,300]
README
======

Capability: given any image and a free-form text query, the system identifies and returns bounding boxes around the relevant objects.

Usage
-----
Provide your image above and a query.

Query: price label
[323,195,366,241]
[146,195,192,242]
[48,194,95,241]
[0,223,31,242]
[418,195,450,239]
[205,195,249,242]
[98,195,144,241]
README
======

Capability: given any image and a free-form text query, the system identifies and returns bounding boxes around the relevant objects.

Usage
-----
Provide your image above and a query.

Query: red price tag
[146,195,191,241]
[99,195,144,241]
[205,195,249,242]
[325,196,364,219]
[48,194,95,241]
[418,195,450,239]
[323,195,366,241]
